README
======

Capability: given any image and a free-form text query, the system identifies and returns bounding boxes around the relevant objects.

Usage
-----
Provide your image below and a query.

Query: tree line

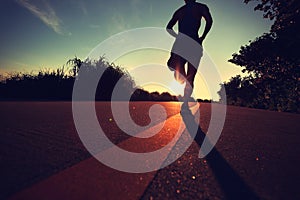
[0,57,177,102]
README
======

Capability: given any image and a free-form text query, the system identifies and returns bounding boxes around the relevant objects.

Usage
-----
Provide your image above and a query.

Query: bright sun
[169,80,185,95]
[141,81,185,96]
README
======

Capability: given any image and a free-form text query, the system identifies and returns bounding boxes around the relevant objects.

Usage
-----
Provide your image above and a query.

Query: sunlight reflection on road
[94,102,200,173]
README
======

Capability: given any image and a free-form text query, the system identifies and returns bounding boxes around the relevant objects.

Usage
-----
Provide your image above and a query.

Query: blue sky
[0,0,272,99]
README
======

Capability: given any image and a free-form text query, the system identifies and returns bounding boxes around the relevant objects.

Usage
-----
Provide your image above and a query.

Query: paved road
[1,102,300,199]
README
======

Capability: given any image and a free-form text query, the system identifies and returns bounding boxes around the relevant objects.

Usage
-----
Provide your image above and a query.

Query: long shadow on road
[181,108,260,200]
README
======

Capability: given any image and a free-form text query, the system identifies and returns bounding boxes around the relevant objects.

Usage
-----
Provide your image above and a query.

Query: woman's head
[184,0,196,2]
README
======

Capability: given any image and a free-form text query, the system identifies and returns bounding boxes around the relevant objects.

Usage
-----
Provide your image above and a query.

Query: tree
[244,0,300,33]
[220,0,300,112]
[244,0,300,61]
[67,56,83,77]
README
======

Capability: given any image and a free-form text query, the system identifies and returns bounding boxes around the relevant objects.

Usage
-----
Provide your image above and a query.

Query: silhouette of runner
[166,0,213,108]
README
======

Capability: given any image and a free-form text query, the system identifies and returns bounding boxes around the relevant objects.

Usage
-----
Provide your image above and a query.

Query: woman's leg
[184,62,197,99]
[174,59,186,84]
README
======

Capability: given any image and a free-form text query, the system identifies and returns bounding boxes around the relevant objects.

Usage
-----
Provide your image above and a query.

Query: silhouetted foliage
[0,67,72,100]
[219,0,300,113]
[130,89,177,102]
[0,57,176,102]
[67,56,83,77]
[244,0,300,34]
[131,89,151,101]
[197,99,212,103]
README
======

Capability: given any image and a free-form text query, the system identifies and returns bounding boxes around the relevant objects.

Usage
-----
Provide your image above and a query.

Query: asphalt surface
[0,102,300,200]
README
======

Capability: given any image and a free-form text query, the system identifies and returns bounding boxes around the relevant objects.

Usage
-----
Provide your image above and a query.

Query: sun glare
[169,80,185,95]
[141,81,185,96]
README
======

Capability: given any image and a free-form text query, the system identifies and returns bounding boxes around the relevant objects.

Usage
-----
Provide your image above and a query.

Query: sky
[0,0,272,99]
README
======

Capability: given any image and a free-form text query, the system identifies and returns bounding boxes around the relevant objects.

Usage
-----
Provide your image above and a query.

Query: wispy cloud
[89,24,101,29]
[149,4,153,16]
[109,0,142,33]
[130,0,141,8]
[16,0,70,36]
[111,12,131,32]
[130,0,142,24]
[78,0,88,16]
[12,61,29,67]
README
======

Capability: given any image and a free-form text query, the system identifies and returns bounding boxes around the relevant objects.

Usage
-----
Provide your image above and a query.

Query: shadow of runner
[180,107,260,200]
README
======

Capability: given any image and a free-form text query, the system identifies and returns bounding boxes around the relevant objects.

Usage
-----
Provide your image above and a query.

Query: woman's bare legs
[182,62,197,110]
